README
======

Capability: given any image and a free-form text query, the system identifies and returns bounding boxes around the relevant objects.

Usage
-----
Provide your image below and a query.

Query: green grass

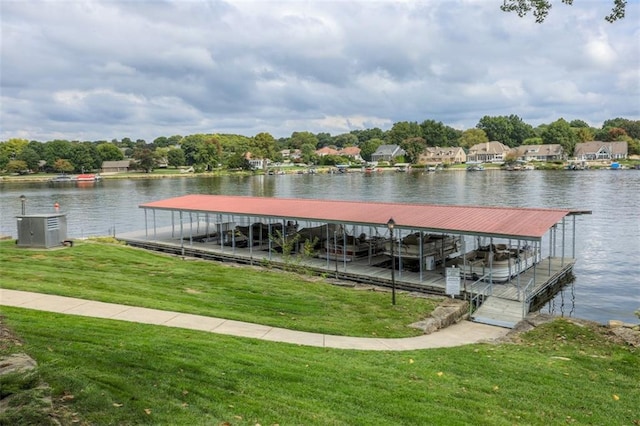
[1,309,638,425]
[0,239,440,338]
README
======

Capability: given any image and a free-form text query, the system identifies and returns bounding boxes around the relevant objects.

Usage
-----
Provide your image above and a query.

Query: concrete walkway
[0,289,509,351]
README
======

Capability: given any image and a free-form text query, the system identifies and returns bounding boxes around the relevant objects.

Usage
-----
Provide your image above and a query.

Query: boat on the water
[449,243,539,282]
[466,164,485,171]
[76,173,102,182]
[49,174,76,183]
[384,233,461,270]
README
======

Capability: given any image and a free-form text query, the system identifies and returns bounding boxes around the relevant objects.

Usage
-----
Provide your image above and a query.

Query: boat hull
[450,245,539,282]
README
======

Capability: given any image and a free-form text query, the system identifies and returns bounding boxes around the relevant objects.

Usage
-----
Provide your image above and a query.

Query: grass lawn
[1,308,638,425]
[0,239,441,338]
[2,239,638,425]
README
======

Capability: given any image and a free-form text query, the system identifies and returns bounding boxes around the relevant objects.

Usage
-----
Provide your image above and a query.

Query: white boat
[48,174,76,183]
[384,233,461,270]
[450,243,539,282]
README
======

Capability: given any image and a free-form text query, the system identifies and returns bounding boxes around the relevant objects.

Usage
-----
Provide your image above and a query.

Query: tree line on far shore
[1,116,638,174]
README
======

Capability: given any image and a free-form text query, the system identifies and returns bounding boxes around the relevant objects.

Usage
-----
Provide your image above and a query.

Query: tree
[602,118,640,139]
[6,160,28,174]
[43,140,73,165]
[501,0,627,23]
[476,115,533,147]
[97,143,124,162]
[459,129,489,150]
[351,128,385,144]
[226,152,252,170]
[289,132,318,150]
[359,138,384,162]
[16,147,40,171]
[167,148,186,168]
[132,148,157,173]
[541,118,578,154]
[53,159,74,173]
[333,133,359,148]
[400,137,427,164]
[300,143,318,165]
[70,143,98,172]
[153,136,171,148]
[0,138,29,159]
[386,121,421,146]
[420,120,448,147]
[573,127,594,142]
[252,132,277,159]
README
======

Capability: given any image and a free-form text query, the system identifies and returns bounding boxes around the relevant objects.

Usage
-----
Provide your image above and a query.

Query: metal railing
[522,278,535,318]
[468,273,492,316]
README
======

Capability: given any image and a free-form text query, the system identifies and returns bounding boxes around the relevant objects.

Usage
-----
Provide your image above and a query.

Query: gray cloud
[1,0,638,142]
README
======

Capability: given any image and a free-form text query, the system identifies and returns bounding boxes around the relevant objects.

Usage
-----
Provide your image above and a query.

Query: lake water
[1,170,639,324]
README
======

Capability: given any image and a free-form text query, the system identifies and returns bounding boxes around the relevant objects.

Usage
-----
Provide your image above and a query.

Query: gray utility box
[16,214,68,248]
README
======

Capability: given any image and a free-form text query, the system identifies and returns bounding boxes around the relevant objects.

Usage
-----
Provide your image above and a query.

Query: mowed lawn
[0,239,441,338]
[1,239,638,425]
[1,308,638,425]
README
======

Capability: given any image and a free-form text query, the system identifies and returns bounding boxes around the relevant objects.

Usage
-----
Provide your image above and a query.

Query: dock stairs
[471,296,525,328]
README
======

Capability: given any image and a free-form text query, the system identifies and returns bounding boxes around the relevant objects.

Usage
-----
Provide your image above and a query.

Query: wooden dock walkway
[118,228,576,329]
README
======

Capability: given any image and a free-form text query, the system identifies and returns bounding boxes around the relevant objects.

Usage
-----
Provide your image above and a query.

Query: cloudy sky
[1,0,639,142]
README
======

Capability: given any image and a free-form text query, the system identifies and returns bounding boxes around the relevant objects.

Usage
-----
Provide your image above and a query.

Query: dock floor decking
[118,227,575,328]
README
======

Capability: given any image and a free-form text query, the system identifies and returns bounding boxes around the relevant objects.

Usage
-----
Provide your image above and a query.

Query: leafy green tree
[315,132,333,148]
[53,159,74,173]
[6,160,28,173]
[541,118,578,154]
[400,137,427,164]
[153,136,171,148]
[569,119,590,128]
[300,143,318,165]
[359,138,384,162]
[523,137,543,145]
[476,115,533,147]
[501,0,626,23]
[351,128,385,144]
[97,143,124,162]
[0,138,29,159]
[70,143,97,172]
[573,127,594,142]
[132,148,157,173]
[226,152,252,170]
[603,118,640,139]
[16,147,40,171]
[459,129,489,149]
[167,135,183,146]
[386,121,421,146]
[290,132,318,150]
[167,148,186,168]
[252,132,277,159]
[333,133,358,148]
[420,120,460,147]
[43,140,73,165]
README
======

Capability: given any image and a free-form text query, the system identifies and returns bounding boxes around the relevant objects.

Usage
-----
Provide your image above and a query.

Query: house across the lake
[467,141,510,163]
[573,141,628,161]
[511,144,564,162]
[101,160,132,173]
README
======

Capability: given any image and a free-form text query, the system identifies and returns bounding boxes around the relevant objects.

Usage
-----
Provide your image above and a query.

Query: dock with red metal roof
[118,195,589,328]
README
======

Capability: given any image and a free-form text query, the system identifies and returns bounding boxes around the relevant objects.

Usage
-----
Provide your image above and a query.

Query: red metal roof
[140,195,571,240]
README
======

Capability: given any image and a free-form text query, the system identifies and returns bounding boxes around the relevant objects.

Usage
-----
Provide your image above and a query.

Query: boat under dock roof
[140,195,574,240]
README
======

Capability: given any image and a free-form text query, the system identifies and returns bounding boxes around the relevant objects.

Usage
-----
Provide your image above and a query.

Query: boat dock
[119,195,588,329]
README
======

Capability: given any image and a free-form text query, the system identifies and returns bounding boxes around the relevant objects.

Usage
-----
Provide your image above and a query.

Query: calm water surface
[1,170,639,324]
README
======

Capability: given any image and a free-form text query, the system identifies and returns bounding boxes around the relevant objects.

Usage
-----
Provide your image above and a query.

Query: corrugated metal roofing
[140,195,572,240]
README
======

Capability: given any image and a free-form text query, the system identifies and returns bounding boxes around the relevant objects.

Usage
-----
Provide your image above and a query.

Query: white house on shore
[467,141,511,163]
[573,141,628,161]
